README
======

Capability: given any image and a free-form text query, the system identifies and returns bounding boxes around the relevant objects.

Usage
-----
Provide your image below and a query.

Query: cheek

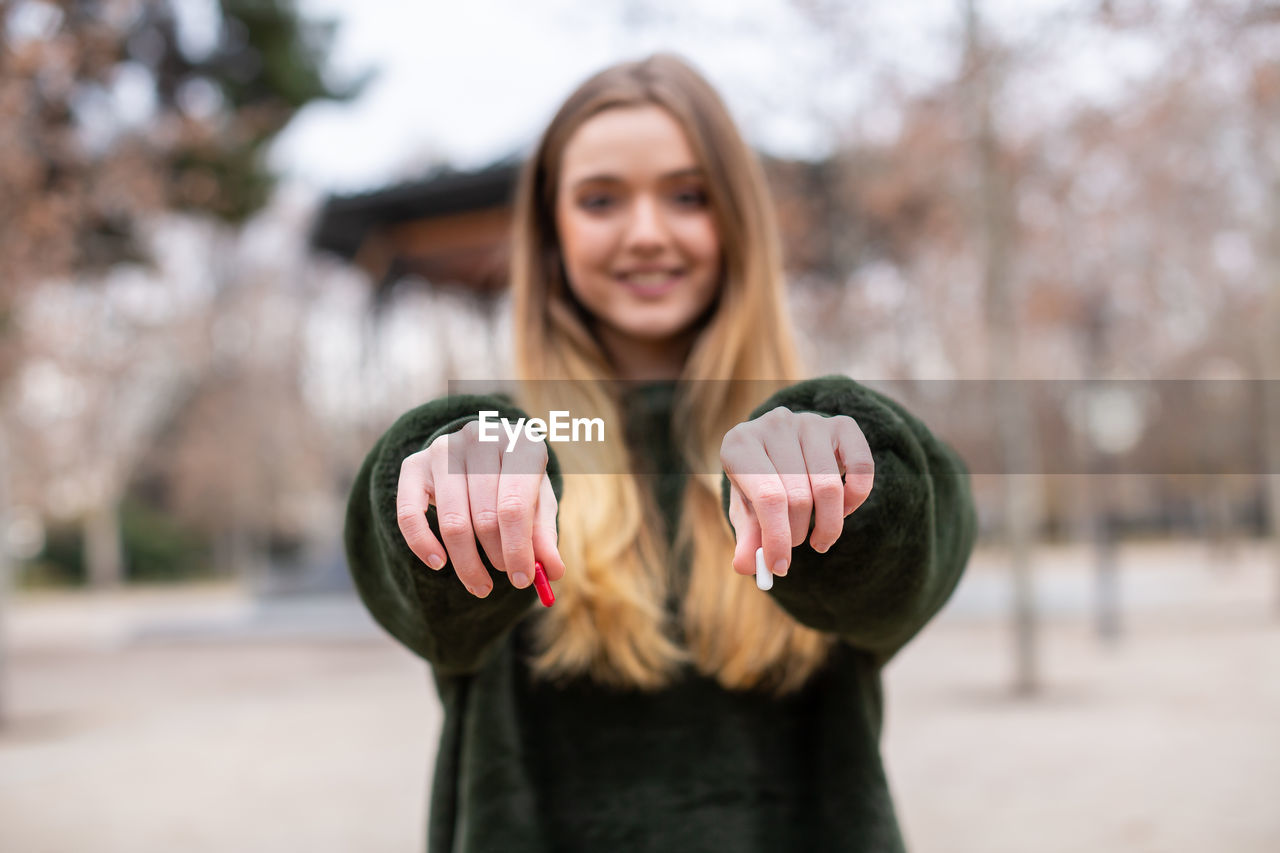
[678,216,721,267]
[559,217,615,277]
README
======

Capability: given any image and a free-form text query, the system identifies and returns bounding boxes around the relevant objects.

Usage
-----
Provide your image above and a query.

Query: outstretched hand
[720,407,875,580]
[396,420,566,598]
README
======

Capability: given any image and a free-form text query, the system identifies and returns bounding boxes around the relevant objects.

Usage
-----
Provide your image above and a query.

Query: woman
[344,52,976,852]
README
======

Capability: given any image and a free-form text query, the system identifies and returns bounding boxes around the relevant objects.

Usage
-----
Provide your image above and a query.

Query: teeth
[625,272,676,285]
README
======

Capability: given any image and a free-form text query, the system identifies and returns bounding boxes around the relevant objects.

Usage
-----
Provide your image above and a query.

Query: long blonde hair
[509,53,834,695]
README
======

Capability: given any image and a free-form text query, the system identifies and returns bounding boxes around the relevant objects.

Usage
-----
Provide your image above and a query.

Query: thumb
[532,474,566,582]
[727,481,761,576]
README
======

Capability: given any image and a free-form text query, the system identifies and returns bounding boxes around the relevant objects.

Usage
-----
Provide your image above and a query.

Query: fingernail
[773,560,789,577]
[512,572,529,588]
[427,554,445,570]
[812,541,828,554]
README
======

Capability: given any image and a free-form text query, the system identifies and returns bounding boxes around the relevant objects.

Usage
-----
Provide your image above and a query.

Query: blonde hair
[509,53,834,695]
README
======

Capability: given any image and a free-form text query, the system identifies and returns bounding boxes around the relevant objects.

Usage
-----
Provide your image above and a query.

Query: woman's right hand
[396,420,566,598]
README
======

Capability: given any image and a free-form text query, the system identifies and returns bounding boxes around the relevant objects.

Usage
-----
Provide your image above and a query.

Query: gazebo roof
[310,157,523,261]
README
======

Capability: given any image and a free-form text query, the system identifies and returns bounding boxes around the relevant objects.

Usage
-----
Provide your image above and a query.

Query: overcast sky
[266,0,1169,196]
[268,0,960,193]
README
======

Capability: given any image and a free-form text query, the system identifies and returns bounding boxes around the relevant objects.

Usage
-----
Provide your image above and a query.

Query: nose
[624,194,670,252]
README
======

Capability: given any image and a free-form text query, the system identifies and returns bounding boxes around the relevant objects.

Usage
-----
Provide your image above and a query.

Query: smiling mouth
[617,270,683,294]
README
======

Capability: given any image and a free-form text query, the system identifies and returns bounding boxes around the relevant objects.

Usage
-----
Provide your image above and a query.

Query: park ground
[1,539,1277,852]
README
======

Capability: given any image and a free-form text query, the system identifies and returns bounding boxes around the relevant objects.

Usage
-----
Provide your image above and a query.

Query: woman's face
[554,104,722,357]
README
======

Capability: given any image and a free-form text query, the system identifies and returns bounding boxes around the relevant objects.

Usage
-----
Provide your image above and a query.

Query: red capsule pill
[533,560,555,607]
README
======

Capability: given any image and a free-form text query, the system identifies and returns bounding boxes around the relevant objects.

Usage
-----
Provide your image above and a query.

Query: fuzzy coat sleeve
[342,394,563,676]
[721,375,977,668]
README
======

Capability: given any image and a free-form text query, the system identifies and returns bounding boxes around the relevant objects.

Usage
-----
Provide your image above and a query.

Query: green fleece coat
[343,375,977,852]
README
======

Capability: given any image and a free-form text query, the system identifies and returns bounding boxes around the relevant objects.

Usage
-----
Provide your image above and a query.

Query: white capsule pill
[755,546,773,591]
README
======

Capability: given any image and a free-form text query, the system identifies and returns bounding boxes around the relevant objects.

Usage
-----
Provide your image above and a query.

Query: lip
[616,270,682,297]
[616,266,683,276]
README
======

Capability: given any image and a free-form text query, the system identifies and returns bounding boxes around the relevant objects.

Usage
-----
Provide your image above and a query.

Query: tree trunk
[0,426,12,728]
[1205,479,1237,569]
[1262,264,1280,617]
[1259,175,1280,614]
[1093,478,1121,642]
[965,0,1041,694]
[226,523,266,594]
[1255,127,1280,615]
[84,499,124,589]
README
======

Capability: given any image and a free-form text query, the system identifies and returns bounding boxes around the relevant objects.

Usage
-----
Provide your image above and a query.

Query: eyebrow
[571,167,705,188]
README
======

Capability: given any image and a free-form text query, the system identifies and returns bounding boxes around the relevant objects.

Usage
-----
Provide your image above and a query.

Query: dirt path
[2,541,1277,852]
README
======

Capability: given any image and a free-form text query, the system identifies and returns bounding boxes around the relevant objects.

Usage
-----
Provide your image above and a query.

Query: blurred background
[1,0,1278,850]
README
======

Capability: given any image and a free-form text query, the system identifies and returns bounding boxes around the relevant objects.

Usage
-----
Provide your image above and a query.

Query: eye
[578,193,615,211]
[673,187,708,207]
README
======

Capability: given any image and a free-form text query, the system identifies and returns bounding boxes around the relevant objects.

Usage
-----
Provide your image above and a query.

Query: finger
[798,420,846,553]
[396,451,446,570]
[727,481,762,576]
[762,428,813,550]
[465,438,506,574]
[496,443,543,589]
[832,416,875,515]
[531,475,567,582]
[432,440,491,597]
[724,437,791,576]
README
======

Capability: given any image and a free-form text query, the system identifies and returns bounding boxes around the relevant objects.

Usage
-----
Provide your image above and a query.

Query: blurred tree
[0,0,365,728]
[961,0,1043,696]
[1239,1,1280,616]
[1,0,362,568]
[791,0,1047,693]
[785,0,1280,674]
[0,0,365,377]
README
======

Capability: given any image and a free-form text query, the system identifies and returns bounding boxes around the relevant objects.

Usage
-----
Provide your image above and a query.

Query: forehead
[559,104,701,185]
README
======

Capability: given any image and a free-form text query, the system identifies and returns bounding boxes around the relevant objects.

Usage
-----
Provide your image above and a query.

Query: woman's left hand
[720,407,875,579]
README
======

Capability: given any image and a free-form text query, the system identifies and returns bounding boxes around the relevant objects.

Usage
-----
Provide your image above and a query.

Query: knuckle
[519,428,547,449]
[786,492,813,514]
[848,458,875,478]
[444,437,470,463]
[512,442,548,472]
[813,477,844,501]
[515,435,548,460]
[496,495,528,524]
[436,512,471,539]
[466,446,499,474]
[798,415,835,440]
[753,484,787,509]
[785,485,812,504]
[718,445,735,468]
[720,429,749,455]
[396,504,422,526]
[471,507,500,535]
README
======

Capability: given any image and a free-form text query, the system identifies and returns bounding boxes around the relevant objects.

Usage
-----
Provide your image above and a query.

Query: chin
[617,317,698,342]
